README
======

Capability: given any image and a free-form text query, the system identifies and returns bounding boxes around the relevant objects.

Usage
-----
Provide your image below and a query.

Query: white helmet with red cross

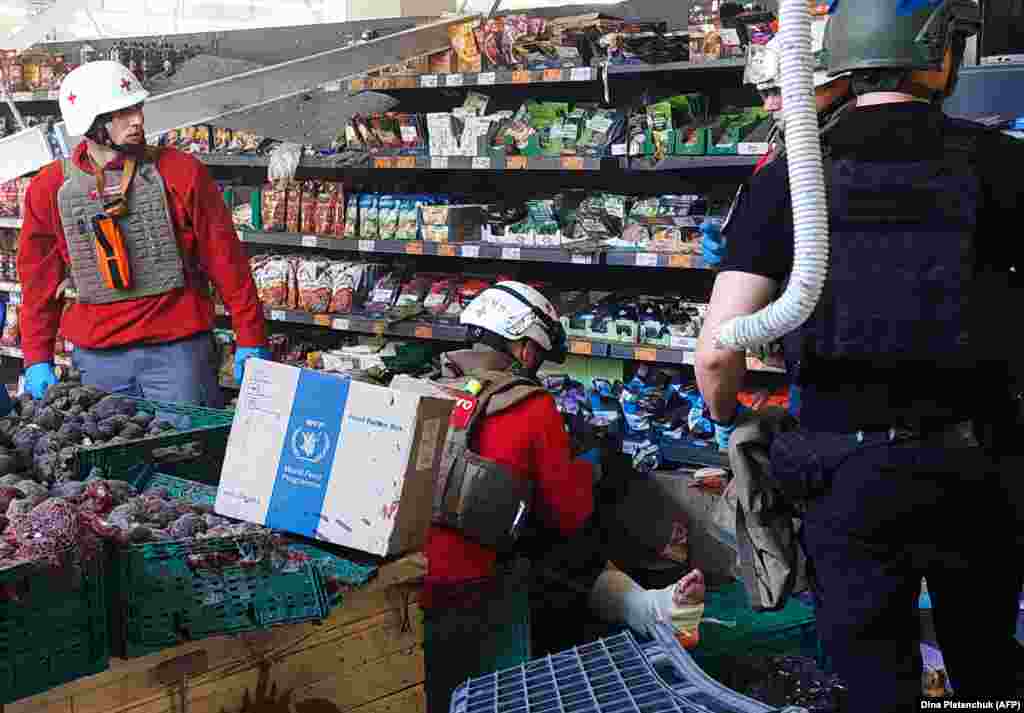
[59,61,149,137]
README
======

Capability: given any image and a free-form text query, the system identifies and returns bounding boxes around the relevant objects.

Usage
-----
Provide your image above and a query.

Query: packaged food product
[476,18,504,67]
[261,182,288,232]
[253,256,293,308]
[314,183,340,236]
[213,126,233,152]
[296,258,333,313]
[0,180,17,218]
[191,124,212,153]
[301,182,319,234]
[424,278,455,317]
[358,194,380,239]
[0,303,17,347]
[398,114,425,153]
[373,114,402,150]
[396,197,419,241]
[343,193,360,238]
[285,182,303,233]
[394,276,432,309]
[364,272,401,314]
[377,194,399,240]
[328,262,356,314]
[449,19,481,68]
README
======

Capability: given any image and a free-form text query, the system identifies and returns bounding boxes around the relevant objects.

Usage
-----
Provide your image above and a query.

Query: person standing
[695,0,1023,705]
[18,61,268,403]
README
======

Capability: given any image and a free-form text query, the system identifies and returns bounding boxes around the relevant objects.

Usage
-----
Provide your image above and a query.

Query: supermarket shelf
[351,65,597,91]
[0,281,20,293]
[0,217,22,229]
[606,58,746,75]
[0,345,71,366]
[239,231,602,265]
[226,304,782,371]
[199,153,754,172]
[605,250,707,269]
[9,91,59,102]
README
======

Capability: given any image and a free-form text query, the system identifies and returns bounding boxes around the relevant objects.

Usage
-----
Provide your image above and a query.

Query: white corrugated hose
[715,0,830,351]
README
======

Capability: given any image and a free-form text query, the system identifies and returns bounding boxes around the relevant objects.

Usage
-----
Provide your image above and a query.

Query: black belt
[850,420,977,449]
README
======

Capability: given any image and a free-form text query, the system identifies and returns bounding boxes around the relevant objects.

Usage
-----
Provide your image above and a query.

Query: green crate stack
[72,397,236,485]
[0,556,109,704]
[111,535,330,659]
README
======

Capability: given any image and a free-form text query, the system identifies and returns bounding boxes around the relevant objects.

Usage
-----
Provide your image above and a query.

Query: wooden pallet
[7,555,428,713]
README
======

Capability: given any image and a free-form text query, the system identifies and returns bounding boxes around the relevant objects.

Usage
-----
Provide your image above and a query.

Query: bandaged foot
[589,568,706,648]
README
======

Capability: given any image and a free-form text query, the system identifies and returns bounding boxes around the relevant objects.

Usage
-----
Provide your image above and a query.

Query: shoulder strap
[462,372,545,445]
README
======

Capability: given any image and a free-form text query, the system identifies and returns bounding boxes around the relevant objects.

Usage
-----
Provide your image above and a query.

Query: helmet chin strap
[86,119,147,157]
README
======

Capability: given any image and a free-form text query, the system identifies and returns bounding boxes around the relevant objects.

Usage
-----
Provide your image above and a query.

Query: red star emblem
[67,93,76,104]
[120,78,131,91]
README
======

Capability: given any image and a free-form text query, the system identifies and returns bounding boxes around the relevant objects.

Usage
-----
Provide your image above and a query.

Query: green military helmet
[823,0,981,76]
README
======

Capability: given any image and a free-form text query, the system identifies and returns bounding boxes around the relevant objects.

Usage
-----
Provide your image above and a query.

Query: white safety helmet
[59,61,149,137]
[460,281,568,363]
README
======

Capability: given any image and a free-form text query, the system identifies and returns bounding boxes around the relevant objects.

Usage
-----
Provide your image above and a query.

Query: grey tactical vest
[57,155,185,304]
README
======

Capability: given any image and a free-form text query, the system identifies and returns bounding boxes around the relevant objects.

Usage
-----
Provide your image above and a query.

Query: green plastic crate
[110,535,330,659]
[690,581,818,684]
[0,556,109,704]
[73,397,235,485]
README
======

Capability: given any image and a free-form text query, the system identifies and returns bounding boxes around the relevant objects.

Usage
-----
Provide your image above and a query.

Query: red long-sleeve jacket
[423,390,593,604]
[17,142,266,366]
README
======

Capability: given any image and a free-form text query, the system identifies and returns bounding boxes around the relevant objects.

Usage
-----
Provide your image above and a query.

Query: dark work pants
[800,441,1022,709]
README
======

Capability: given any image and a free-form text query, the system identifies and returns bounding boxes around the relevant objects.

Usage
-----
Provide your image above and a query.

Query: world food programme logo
[290,420,330,463]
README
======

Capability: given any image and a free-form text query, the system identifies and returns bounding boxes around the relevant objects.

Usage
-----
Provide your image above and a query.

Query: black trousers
[798,440,1022,709]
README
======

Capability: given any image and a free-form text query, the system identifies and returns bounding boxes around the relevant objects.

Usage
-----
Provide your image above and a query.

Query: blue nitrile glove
[712,403,751,453]
[234,346,272,384]
[25,362,57,400]
[701,218,726,268]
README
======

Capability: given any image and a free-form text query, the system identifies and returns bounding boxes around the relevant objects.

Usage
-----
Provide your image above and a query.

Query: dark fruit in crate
[148,420,175,435]
[119,423,145,441]
[0,451,18,477]
[33,452,60,482]
[19,401,37,423]
[96,415,129,440]
[57,421,84,444]
[130,411,155,428]
[82,418,102,442]
[33,432,61,457]
[33,406,63,431]
[50,481,86,498]
[12,424,45,458]
[92,395,138,421]
[67,405,84,416]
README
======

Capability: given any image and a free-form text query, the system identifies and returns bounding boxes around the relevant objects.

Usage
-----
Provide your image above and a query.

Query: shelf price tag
[561,156,584,171]
[472,156,491,169]
[543,68,562,82]
[570,67,593,81]
[438,244,457,257]
[446,73,464,87]
[636,253,659,267]
[372,321,387,336]
[405,242,424,255]
[270,310,286,322]
[512,70,530,83]
[314,315,332,327]
[461,245,480,258]
[506,156,528,170]
[570,254,592,265]
[569,340,592,356]
[682,351,697,365]
[633,347,657,362]
[738,142,771,155]
[611,143,627,156]
[668,254,693,269]
[332,318,350,331]
[8,293,20,306]
[501,247,521,261]
[358,240,374,252]
[431,156,449,169]
[350,79,366,91]
[395,156,417,169]
[374,157,395,169]
[414,325,434,339]
[301,235,319,248]
[420,74,438,88]
[371,78,391,90]
[478,72,496,85]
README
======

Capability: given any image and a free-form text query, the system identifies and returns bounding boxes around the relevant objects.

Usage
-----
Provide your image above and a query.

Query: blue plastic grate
[451,629,795,713]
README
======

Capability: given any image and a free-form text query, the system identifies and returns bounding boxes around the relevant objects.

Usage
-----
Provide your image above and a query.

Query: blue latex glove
[234,346,271,384]
[701,219,725,267]
[713,403,751,453]
[25,362,57,400]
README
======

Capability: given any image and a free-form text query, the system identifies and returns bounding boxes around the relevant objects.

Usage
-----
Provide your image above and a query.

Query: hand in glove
[234,346,272,384]
[712,403,751,453]
[594,568,706,642]
[700,219,726,268]
[25,362,58,400]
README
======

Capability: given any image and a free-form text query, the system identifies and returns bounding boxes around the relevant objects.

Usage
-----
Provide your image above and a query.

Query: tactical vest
[432,369,547,552]
[784,128,983,382]
[57,153,185,304]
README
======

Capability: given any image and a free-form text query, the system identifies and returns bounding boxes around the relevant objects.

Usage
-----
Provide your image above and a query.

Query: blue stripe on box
[266,370,350,538]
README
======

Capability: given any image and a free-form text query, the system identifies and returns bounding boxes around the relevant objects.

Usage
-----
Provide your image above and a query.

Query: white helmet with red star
[59,60,149,137]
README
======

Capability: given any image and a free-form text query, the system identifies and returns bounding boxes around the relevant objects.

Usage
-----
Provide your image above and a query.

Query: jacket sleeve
[16,168,66,367]
[528,393,594,535]
[186,158,266,347]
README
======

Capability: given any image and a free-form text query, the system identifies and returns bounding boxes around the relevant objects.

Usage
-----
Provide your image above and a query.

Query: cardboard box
[419,204,484,226]
[215,359,454,557]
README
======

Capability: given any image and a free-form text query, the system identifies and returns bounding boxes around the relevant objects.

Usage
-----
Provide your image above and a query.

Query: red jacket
[423,391,593,603]
[17,142,265,366]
